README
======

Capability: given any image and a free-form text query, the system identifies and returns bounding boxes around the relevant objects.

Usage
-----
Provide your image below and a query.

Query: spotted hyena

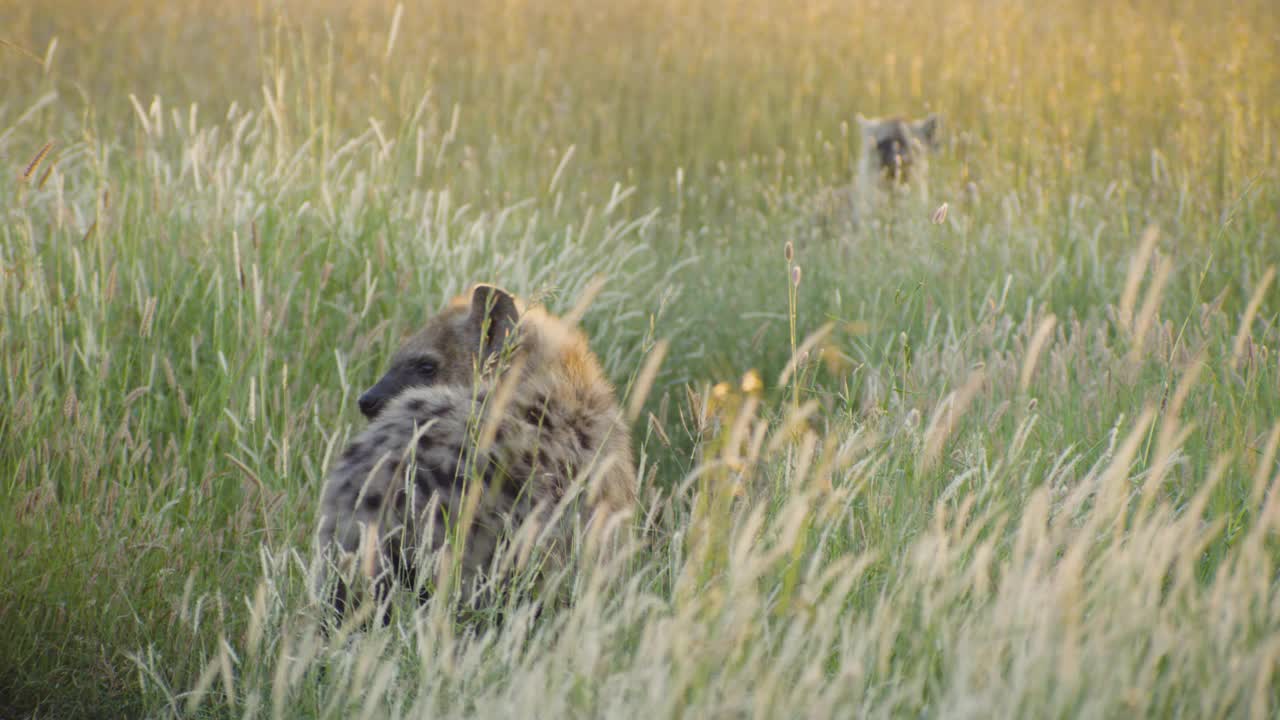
[855,113,939,202]
[816,112,940,232]
[316,284,635,622]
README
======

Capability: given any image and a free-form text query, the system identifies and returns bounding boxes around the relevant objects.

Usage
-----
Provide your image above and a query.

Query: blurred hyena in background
[315,284,636,624]
[856,114,940,198]
[815,112,941,233]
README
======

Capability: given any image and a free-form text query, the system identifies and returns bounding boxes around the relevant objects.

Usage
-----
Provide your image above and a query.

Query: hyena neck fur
[503,303,636,512]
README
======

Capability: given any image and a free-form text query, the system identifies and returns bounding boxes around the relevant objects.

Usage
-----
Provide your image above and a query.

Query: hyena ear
[469,284,520,360]
[913,114,940,147]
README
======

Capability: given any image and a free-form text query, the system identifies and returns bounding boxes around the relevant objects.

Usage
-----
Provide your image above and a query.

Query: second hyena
[316,284,636,620]
[855,113,939,202]
[813,113,940,232]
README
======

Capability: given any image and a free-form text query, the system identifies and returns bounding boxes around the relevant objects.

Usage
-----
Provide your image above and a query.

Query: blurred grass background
[1,0,1278,717]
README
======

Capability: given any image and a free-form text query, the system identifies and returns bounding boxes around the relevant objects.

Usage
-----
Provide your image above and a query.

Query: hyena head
[856,113,940,186]
[357,284,520,419]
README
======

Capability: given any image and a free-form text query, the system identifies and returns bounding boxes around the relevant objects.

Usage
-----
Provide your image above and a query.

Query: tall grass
[1,0,1278,717]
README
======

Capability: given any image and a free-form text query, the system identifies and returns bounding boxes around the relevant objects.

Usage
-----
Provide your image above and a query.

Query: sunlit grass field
[2,0,1279,717]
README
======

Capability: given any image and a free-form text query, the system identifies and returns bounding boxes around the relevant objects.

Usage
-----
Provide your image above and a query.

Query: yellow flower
[707,381,734,414]
[740,369,763,395]
[820,345,852,374]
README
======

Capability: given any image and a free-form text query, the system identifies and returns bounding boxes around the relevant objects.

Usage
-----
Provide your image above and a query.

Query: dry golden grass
[0,0,1277,717]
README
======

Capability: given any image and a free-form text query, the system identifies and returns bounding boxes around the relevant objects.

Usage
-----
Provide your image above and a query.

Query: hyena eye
[413,357,438,377]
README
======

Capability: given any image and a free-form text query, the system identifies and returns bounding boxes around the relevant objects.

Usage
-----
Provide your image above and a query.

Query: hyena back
[316,284,635,621]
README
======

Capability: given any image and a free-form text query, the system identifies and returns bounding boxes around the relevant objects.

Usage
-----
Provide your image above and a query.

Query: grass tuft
[1,0,1278,717]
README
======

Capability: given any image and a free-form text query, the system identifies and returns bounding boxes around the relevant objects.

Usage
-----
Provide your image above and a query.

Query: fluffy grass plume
[1,0,1278,717]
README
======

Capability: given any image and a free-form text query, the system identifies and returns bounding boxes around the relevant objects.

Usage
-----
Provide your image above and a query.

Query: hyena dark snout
[359,357,441,419]
[876,136,913,181]
[358,370,409,419]
[357,393,380,419]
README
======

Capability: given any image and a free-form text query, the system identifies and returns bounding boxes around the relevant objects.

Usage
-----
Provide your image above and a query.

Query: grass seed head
[931,202,948,224]
[21,141,53,181]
